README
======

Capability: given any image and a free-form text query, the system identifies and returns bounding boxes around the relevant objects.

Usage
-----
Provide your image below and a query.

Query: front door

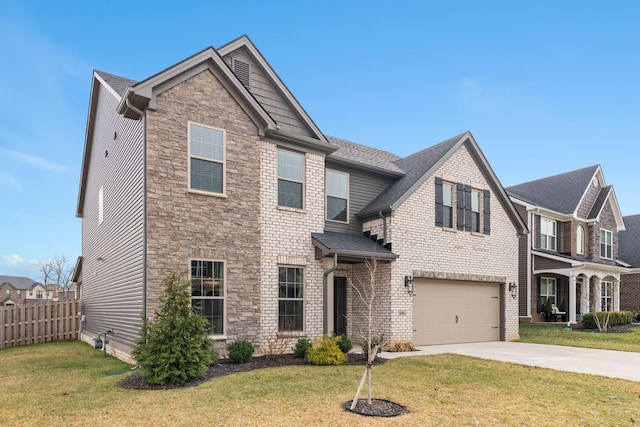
[334,277,347,336]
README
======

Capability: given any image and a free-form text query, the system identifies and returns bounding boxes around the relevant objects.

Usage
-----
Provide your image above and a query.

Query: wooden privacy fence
[0,300,81,349]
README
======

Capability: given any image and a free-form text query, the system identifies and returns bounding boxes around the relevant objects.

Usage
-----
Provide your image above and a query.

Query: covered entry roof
[311,231,398,261]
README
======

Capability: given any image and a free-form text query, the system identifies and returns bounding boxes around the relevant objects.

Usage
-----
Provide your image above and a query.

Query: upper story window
[436,179,490,233]
[98,186,104,225]
[540,218,556,250]
[5,289,9,298]
[16,290,21,298]
[326,170,349,222]
[36,290,43,299]
[191,260,225,335]
[278,149,304,209]
[576,225,585,255]
[600,229,612,259]
[470,190,481,233]
[435,178,454,228]
[189,123,225,195]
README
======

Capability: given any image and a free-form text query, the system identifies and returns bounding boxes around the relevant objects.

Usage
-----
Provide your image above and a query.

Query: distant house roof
[619,214,640,267]
[0,276,41,290]
[505,165,600,214]
[312,231,398,261]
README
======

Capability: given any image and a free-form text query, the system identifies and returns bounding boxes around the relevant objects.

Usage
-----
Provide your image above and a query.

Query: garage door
[413,280,501,345]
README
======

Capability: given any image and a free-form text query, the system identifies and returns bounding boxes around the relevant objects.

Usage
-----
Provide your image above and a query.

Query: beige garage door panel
[413,280,500,346]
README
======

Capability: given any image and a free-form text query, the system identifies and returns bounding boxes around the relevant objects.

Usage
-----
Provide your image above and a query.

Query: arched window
[576,225,584,255]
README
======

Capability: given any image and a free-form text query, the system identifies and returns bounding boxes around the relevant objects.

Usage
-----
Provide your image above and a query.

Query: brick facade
[621,273,640,311]
[145,69,263,347]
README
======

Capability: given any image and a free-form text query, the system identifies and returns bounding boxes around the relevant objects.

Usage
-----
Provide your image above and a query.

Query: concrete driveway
[379,341,640,382]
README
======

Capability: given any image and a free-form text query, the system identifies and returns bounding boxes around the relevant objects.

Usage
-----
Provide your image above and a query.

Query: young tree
[38,260,55,286]
[131,261,214,385]
[350,256,390,409]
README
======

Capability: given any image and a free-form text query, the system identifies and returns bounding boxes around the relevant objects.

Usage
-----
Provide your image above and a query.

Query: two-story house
[506,165,629,323]
[76,35,526,361]
[619,215,640,312]
[0,276,48,305]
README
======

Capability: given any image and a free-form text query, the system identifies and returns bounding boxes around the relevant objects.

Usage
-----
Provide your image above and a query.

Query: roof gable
[217,35,329,146]
[506,165,600,215]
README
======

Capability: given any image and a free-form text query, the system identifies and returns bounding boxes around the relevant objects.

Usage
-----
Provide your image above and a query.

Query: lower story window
[601,281,613,312]
[191,260,224,335]
[278,267,304,331]
[539,277,556,311]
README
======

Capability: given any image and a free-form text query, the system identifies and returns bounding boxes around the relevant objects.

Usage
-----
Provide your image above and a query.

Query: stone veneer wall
[259,141,325,349]
[145,69,263,347]
[372,143,520,342]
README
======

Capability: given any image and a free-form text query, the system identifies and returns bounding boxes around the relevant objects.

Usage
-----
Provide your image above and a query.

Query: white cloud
[1,254,24,266]
[7,150,71,173]
[0,170,21,190]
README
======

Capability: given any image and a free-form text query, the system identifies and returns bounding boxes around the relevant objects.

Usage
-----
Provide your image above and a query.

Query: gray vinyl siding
[577,180,600,219]
[222,47,314,138]
[81,82,145,348]
[324,164,395,234]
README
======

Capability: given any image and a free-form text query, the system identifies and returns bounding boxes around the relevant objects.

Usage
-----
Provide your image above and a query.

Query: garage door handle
[455,315,459,324]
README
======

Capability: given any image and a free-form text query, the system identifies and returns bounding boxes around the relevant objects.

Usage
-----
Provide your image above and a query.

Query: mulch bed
[343,398,408,417]
[120,353,382,390]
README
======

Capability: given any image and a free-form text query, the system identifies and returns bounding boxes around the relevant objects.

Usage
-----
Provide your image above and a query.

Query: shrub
[386,341,417,352]
[362,334,385,360]
[227,339,254,363]
[210,348,220,365]
[131,268,213,385]
[305,336,347,365]
[294,338,313,358]
[582,311,635,329]
[334,334,353,353]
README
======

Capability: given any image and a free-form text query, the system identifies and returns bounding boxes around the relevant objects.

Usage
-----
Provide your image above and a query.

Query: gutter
[322,253,338,334]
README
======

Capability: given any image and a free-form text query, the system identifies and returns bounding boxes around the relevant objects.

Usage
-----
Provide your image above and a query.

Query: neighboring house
[0,276,48,305]
[619,215,640,312]
[76,35,527,361]
[506,165,629,323]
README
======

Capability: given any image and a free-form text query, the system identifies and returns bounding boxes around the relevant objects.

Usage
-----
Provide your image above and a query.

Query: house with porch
[0,276,48,305]
[76,35,527,361]
[506,165,629,323]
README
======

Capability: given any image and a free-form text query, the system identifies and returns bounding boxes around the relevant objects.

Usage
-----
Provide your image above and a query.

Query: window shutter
[464,185,472,232]
[555,221,561,252]
[535,215,541,249]
[435,177,443,227]
[536,276,542,313]
[456,183,465,230]
[483,189,491,235]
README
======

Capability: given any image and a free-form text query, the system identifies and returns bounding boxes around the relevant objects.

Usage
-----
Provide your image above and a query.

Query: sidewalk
[378,341,640,382]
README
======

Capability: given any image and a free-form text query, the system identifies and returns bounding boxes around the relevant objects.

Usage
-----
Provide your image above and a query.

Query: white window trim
[600,228,612,260]
[442,181,454,229]
[326,169,349,224]
[277,265,305,333]
[98,186,104,225]
[187,122,227,197]
[576,225,584,255]
[540,218,557,251]
[601,280,613,311]
[189,258,227,338]
[277,149,305,210]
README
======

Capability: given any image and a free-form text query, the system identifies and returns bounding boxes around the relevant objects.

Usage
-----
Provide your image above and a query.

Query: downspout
[322,253,338,334]
[378,210,387,244]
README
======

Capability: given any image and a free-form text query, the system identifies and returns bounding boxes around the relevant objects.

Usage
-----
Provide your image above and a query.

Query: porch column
[614,279,621,311]
[594,277,602,312]
[568,274,577,324]
[580,278,590,315]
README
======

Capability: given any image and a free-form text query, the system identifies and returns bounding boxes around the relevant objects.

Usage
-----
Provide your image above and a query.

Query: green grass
[518,323,640,352]
[2,341,640,426]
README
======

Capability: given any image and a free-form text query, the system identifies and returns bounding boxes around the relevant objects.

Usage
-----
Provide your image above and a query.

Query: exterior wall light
[404,275,414,295]
[508,282,518,299]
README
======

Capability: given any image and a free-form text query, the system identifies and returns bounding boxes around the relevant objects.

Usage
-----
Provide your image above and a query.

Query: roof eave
[326,156,405,178]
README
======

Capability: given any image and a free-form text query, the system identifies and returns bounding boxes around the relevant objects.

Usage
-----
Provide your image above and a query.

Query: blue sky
[1,1,639,279]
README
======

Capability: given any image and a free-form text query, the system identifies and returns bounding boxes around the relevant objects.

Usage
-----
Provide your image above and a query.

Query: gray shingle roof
[312,231,397,259]
[326,136,404,176]
[505,165,599,214]
[0,276,41,290]
[95,70,137,97]
[619,214,640,267]
[588,186,612,220]
[358,133,466,216]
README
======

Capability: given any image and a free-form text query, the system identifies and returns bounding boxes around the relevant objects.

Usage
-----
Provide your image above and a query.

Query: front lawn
[1,341,639,426]
[518,323,640,352]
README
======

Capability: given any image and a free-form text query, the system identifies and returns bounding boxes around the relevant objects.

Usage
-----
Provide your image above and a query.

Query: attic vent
[233,59,250,88]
